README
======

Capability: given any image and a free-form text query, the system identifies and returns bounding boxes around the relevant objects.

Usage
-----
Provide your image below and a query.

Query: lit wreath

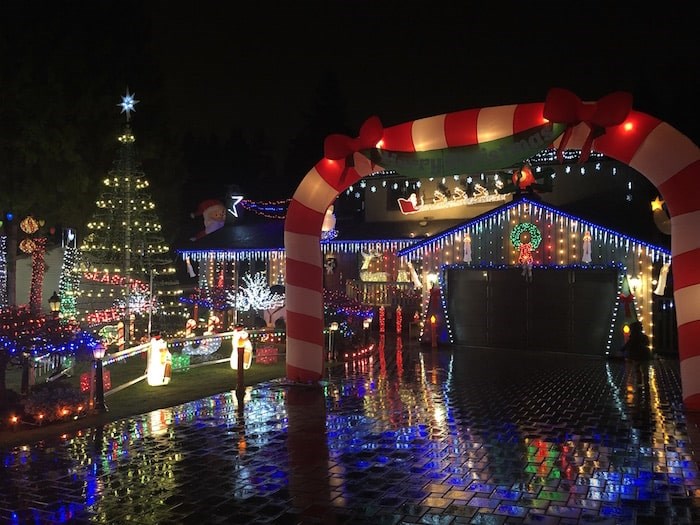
[510,222,542,249]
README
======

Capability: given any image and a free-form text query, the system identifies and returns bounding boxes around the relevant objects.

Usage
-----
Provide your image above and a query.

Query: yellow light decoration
[650,197,664,212]
[19,238,36,254]
[20,216,40,234]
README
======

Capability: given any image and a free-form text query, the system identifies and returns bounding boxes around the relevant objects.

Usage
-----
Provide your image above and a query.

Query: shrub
[0,389,23,422]
[24,381,88,423]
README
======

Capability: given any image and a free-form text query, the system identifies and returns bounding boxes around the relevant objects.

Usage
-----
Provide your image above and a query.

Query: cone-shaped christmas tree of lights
[78,89,181,341]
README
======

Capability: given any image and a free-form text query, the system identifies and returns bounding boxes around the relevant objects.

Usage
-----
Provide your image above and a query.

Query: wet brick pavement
[1,337,699,524]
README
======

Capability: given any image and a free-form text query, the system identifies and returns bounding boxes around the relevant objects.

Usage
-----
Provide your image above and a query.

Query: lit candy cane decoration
[185,318,197,337]
[117,321,125,351]
[654,263,671,296]
[285,90,700,410]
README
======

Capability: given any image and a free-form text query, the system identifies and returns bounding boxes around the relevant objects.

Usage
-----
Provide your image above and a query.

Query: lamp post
[147,269,155,338]
[328,322,339,361]
[20,351,31,396]
[48,291,61,318]
[92,343,108,413]
[628,276,642,294]
[363,318,371,346]
[46,291,62,373]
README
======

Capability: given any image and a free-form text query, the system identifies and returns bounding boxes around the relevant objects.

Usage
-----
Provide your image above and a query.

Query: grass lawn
[0,344,287,449]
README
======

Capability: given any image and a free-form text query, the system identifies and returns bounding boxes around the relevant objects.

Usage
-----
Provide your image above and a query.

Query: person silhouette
[620,321,653,427]
[623,321,650,362]
[622,321,651,399]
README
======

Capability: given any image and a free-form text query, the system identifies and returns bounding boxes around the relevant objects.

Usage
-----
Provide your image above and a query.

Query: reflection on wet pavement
[1,336,699,524]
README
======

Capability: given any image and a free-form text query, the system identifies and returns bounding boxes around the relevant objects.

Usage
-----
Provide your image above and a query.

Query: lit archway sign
[284,90,700,411]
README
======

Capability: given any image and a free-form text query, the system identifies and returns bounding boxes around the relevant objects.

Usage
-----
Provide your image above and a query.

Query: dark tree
[282,70,353,199]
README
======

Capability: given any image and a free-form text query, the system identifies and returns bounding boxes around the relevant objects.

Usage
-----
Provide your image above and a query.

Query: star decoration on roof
[650,196,664,212]
[227,195,244,217]
[118,88,139,121]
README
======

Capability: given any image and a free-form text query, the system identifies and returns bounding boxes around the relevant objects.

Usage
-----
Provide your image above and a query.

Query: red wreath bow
[543,88,633,164]
[324,116,384,161]
[619,292,635,317]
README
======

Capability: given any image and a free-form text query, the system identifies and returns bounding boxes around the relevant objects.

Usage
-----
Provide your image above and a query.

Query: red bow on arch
[619,292,635,317]
[324,116,384,161]
[544,88,633,164]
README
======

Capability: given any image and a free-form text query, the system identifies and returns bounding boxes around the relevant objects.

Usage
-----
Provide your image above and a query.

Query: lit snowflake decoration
[118,88,139,121]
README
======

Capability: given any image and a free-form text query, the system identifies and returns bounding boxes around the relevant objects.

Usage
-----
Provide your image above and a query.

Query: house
[396,195,673,356]
[174,153,674,356]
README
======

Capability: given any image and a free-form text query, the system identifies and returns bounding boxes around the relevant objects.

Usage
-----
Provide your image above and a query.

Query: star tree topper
[118,88,139,121]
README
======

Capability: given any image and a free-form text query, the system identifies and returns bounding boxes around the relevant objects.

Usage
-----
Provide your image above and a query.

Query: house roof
[175,215,466,255]
[396,195,672,258]
[175,194,669,257]
[177,217,286,254]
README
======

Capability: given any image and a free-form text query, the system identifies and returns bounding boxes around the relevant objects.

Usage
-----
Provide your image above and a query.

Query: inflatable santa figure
[190,199,226,241]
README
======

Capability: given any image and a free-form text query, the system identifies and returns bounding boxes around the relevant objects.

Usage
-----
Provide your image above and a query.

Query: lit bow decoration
[543,88,633,164]
[619,292,635,317]
[324,116,383,178]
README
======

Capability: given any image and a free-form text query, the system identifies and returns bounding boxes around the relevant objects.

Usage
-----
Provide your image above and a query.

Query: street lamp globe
[92,343,107,360]
[48,291,61,313]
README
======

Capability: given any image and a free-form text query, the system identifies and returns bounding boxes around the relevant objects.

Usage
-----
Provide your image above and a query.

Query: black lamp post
[48,291,61,317]
[92,343,108,412]
[328,321,339,361]
[363,318,371,346]
[20,351,31,396]
[47,291,62,373]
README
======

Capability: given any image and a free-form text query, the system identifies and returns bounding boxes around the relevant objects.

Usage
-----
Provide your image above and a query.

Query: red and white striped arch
[283,101,700,411]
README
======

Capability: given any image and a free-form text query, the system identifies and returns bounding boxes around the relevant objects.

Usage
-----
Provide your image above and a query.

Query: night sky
[149,3,698,141]
[3,1,698,226]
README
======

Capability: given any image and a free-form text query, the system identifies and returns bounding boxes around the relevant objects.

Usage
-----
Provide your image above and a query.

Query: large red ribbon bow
[543,88,633,164]
[324,116,383,161]
[619,292,635,317]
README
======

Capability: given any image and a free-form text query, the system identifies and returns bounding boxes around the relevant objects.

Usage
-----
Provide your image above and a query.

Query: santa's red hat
[191,199,224,218]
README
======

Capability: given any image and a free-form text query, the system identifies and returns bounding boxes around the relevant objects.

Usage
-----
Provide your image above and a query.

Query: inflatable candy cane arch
[284,106,560,381]
[284,117,383,381]
[284,88,700,412]
[541,88,700,410]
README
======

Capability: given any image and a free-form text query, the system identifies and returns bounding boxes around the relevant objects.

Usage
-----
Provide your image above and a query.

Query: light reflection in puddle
[0,343,698,524]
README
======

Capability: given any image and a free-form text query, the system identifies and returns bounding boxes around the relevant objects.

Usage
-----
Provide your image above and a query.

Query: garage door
[445,267,620,355]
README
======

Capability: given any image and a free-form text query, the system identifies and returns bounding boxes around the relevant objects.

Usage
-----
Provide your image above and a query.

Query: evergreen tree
[78,91,182,339]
